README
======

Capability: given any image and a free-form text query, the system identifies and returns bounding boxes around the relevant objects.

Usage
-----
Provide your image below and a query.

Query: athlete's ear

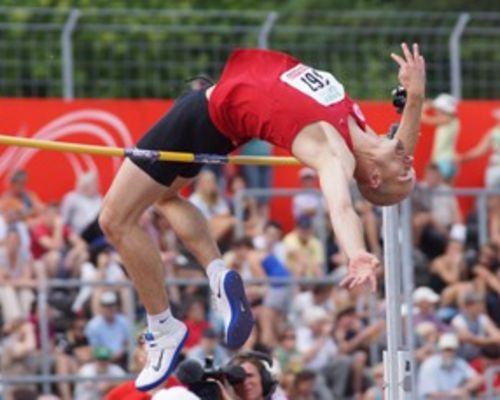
[368,169,382,189]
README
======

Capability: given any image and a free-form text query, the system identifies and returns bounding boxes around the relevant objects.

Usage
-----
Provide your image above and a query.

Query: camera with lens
[176,356,247,400]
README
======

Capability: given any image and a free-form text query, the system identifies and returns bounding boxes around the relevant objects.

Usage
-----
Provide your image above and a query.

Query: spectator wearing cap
[74,346,126,400]
[451,291,500,361]
[296,307,337,371]
[417,333,482,400]
[187,327,229,368]
[84,291,131,366]
[412,287,450,334]
[412,163,463,259]
[283,215,324,278]
[292,168,323,220]
[421,93,460,181]
[470,345,500,396]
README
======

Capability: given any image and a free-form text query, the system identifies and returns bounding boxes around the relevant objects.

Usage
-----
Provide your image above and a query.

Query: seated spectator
[182,298,210,350]
[0,208,36,323]
[226,174,261,237]
[72,246,129,316]
[412,287,450,333]
[296,307,337,372]
[414,322,439,363]
[333,305,384,398]
[253,221,287,265]
[429,239,465,294]
[73,346,126,400]
[0,170,44,222]
[292,168,322,220]
[274,326,304,373]
[61,171,102,235]
[54,316,91,400]
[470,345,500,397]
[31,203,86,278]
[451,291,500,361]
[189,169,235,242]
[363,363,384,400]
[283,215,324,278]
[288,369,319,400]
[412,163,462,259]
[0,318,37,398]
[351,184,382,258]
[84,291,131,366]
[290,284,336,328]
[417,333,482,399]
[187,327,229,368]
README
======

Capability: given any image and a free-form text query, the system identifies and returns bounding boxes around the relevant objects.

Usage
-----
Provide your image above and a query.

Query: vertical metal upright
[61,8,81,100]
[383,201,416,399]
[449,12,470,100]
[382,205,403,400]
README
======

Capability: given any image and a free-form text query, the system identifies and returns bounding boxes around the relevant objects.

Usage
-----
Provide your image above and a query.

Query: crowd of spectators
[0,158,500,400]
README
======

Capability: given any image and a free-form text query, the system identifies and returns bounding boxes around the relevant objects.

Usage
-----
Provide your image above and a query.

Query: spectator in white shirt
[61,171,102,234]
[296,306,337,371]
[189,169,234,241]
[418,333,482,399]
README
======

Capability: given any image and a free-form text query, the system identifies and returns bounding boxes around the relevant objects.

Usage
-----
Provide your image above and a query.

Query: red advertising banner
[1,98,499,229]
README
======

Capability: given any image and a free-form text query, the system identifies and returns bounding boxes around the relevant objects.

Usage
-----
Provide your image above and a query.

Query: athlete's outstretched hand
[391,42,426,98]
[340,250,379,292]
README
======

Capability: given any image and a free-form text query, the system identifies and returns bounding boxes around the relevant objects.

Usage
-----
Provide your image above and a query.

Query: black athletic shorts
[131,89,236,186]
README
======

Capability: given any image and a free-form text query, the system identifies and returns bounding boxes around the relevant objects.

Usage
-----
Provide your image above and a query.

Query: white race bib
[280,63,345,106]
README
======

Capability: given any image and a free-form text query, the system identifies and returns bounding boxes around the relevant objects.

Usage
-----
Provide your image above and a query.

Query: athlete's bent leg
[99,160,187,391]
[155,190,254,349]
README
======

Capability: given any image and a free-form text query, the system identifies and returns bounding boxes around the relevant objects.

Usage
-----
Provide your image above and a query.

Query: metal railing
[0,8,499,99]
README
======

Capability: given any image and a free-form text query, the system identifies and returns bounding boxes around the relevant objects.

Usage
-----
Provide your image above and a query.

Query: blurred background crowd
[1,92,500,400]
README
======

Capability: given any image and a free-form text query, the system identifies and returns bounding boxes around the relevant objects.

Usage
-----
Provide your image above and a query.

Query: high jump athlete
[99,42,426,391]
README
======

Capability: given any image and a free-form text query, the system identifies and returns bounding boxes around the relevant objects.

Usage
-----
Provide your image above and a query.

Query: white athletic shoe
[135,321,188,392]
[211,269,254,349]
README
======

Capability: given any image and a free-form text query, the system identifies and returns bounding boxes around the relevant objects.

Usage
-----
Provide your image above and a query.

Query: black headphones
[229,351,278,400]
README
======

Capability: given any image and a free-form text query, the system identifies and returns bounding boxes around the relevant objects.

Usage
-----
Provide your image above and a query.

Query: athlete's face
[359,138,415,206]
[378,138,415,185]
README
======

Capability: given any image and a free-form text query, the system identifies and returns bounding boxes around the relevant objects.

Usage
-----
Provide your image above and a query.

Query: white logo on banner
[0,109,133,183]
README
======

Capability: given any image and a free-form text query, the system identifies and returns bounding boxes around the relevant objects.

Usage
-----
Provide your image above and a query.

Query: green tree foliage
[0,2,497,99]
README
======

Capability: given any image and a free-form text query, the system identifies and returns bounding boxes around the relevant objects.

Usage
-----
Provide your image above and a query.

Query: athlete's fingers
[391,53,406,67]
[413,43,420,59]
[401,42,413,63]
[340,275,352,288]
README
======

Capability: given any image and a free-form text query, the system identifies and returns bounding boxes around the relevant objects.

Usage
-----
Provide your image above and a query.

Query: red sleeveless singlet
[208,48,367,152]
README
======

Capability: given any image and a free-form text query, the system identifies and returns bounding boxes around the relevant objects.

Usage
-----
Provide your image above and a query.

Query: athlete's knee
[99,201,131,245]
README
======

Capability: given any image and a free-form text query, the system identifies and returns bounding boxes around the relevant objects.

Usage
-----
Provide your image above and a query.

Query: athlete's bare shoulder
[291,121,356,175]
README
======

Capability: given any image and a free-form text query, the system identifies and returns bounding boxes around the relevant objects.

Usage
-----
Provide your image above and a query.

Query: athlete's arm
[391,43,426,156]
[292,122,378,290]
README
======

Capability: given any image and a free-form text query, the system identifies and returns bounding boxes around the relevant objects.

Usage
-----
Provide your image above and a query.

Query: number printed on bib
[280,63,345,106]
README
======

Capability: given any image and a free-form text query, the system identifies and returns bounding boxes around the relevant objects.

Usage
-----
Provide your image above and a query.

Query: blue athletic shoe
[135,322,188,392]
[213,269,254,349]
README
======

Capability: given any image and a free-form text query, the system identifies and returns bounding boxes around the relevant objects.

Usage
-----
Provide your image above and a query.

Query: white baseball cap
[438,333,459,350]
[304,306,329,326]
[413,287,440,304]
[433,93,457,115]
[100,291,118,305]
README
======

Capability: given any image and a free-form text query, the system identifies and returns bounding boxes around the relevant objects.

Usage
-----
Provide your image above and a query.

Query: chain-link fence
[0,8,498,99]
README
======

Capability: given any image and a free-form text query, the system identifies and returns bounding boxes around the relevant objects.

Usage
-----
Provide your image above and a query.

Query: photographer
[176,351,285,400]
